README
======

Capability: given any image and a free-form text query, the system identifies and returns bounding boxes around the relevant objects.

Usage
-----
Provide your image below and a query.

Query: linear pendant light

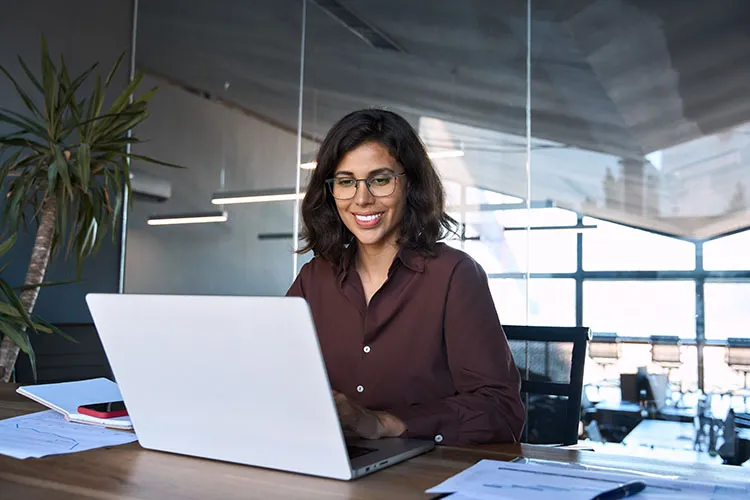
[211,189,305,205]
[147,210,228,226]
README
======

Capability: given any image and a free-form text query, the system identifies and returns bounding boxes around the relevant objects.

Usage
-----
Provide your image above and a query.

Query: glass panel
[127,1,304,295]
[704,282,750,340]
[583,281,695,338]
[704,230,750,271]
[465,186,522,205]
[464,207,577,273]
[489,278,575,326]
[302,0,532,322]
[582,218,695,271]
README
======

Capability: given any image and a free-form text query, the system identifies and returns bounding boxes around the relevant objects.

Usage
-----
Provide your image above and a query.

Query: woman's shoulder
[297,254,339,279]
[425,243,487,280]
[430,242,483,268]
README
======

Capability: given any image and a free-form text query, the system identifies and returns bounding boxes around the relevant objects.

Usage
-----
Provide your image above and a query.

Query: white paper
[0,410,138,459]
[427,460,750,500]
[16,377,132,429]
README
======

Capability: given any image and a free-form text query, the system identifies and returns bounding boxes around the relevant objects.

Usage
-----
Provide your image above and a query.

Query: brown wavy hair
[298,108,458,265]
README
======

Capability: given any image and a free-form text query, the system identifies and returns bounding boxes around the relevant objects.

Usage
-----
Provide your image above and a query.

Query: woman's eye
[370,176,391,186]
[336,178,355,187]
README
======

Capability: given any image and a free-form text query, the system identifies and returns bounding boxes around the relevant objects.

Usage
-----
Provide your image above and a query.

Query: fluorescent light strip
[147,211,228,226]
[211,192,305,205]
[428,149,465,159]
[298,149,464,170]
[502,224,597,233]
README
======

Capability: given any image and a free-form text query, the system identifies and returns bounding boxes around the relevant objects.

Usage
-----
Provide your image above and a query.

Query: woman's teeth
[355,213,383,222]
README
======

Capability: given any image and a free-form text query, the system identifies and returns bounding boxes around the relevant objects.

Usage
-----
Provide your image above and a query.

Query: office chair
[726,338,750,410]
[588,332,620,400]
[503,325,591,446]
[649,335,682,399]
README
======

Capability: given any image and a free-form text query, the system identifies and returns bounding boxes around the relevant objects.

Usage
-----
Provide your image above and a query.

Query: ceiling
[135,0,750,239]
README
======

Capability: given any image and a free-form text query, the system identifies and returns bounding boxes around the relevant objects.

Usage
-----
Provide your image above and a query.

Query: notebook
[16,378,133,430]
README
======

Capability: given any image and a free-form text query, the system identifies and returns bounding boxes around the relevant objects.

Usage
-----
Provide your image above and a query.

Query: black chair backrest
[503,325,591,446]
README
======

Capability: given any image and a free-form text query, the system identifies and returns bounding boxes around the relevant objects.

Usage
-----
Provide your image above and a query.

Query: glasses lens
[368,174,395,197]
[331,178,357,199]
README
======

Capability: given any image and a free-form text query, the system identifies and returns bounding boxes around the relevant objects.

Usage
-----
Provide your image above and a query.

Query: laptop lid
[86,293,354,480]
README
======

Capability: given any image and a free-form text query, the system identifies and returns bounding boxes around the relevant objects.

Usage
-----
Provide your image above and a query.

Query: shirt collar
[336,245,425,287]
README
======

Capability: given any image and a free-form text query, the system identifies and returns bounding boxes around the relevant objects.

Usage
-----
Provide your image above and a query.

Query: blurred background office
[2,0,749,466]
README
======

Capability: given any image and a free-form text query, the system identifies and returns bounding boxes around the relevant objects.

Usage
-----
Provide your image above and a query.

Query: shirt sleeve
[387,256,525,445]
[286,265,306,298]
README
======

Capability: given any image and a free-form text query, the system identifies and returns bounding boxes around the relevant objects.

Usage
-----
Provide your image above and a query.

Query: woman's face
[330,141,407,251]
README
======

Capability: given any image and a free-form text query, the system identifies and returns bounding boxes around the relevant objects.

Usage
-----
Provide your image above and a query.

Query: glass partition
[299,0,533,311]
[125,0,306,296]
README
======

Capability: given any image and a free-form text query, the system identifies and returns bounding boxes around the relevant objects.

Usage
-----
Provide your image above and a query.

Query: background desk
[1,384,748,499]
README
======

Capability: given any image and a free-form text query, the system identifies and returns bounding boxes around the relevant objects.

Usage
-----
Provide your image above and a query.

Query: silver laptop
[85,293,434,480]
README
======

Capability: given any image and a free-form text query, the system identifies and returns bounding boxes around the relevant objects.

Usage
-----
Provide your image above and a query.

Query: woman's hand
[333,390,406,439]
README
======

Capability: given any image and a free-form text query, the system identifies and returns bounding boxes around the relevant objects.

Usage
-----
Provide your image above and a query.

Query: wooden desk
[1,384,748,499]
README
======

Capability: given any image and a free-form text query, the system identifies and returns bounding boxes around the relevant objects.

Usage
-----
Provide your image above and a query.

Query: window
[583,281,695,338]
[464,208,578,273]
[465,186,521,205]
[703,230,750,270]
[582,217,695,271]
[489,278,575,326]
[704,282,750,340]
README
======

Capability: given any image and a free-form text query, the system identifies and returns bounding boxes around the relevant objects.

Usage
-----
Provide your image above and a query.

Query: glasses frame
[325,172,406,200]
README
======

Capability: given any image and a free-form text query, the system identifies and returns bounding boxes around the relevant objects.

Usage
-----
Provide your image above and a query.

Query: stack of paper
[427,460,750,500]
[16,377,132,430]
[0,410,138,459]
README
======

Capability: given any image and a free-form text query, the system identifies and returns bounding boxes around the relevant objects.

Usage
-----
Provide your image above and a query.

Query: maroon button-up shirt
[286,243,525,445]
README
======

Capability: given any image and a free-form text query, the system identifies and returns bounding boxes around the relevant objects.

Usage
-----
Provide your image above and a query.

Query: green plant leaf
[134,86,159,104]
[17,55,43,93]
[33,316,76,343]
[0,107,48,139]
[53,145,72,197]
[0,63,43,119]
[77,142,91,190]
[0,149,23,181]
[0,233,16,258]
[0,136,47,154]
[41,36,58,124]
[0,302,22,318]
[126,153,186,169]
[15,279,77,291]
[105,52,125,88]
[57,61,97,121]
[0,318,36,380]
[0,279,31,325]
[108,72,144,116]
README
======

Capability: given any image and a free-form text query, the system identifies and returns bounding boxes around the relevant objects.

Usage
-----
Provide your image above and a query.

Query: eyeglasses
[325,172,405,200]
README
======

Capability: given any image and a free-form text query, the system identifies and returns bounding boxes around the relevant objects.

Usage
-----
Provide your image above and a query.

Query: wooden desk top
[2,383,748,499]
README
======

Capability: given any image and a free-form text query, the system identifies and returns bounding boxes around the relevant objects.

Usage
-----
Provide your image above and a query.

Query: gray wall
[0,0,132,323]
[125,76,315,296]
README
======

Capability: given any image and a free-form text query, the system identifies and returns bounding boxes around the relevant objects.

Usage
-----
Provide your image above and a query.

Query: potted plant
[0,38,182,383]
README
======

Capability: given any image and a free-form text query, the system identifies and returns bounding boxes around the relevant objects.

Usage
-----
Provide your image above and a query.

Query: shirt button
[434,434,444,443]
[356,385,364,393]
[363,345,371,353]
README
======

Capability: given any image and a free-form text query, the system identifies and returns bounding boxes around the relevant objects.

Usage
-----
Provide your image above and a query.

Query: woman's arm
[386,257,525,445]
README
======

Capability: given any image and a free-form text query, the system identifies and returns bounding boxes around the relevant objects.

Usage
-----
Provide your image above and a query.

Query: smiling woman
[287,109,525,446]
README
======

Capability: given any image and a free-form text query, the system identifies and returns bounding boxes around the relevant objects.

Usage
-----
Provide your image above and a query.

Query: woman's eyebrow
[334,167,396,177]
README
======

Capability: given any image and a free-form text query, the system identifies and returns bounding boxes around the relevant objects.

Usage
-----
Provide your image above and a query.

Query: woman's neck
[355,241,400,281]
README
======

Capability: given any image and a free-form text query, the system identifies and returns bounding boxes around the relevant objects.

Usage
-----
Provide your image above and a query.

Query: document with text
[0,410,137,459]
